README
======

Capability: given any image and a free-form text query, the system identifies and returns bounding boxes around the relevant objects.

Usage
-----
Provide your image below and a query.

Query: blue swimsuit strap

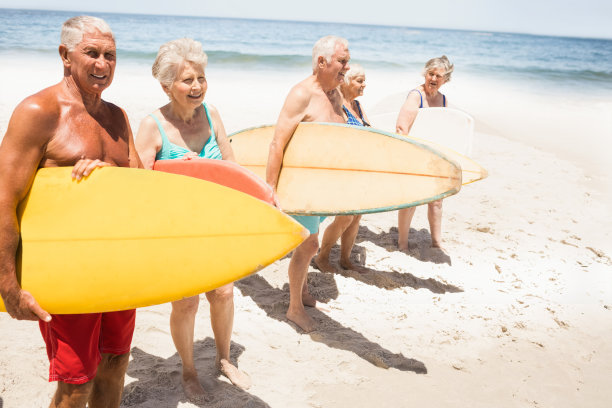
[408,89,424,108]
[354,100,364,119]
[354,100,371,126]
[409,89,446,108]
[342,105,351,117]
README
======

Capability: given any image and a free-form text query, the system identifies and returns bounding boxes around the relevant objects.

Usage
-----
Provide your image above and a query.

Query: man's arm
[0,97,56,321]
[266,85,310,192]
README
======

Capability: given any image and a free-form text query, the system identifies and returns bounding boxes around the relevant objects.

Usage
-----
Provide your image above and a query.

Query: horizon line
[2,6,611,42]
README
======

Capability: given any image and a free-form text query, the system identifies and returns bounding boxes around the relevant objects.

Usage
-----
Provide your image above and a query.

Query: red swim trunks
[38,310,135,384]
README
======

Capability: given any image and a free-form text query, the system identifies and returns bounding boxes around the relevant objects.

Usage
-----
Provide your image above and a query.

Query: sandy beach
[0,53,611,408]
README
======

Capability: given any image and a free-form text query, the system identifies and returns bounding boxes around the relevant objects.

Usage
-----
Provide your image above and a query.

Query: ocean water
[1,8,612,96]
[1,8,611,192]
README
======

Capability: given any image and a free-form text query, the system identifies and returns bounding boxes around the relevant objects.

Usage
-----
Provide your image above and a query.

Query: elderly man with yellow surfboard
[266,35,351,333]
[0,16,141,408]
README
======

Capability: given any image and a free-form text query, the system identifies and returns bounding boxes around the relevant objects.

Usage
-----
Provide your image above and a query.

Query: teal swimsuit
[290,214,325,235]
[151,102,222,161]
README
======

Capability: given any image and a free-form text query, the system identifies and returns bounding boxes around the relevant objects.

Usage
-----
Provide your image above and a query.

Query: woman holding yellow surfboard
[135,38,251,402]
[396,56,454,250]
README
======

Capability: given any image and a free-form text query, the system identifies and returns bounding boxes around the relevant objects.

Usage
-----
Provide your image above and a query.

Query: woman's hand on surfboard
[71,159,112,181]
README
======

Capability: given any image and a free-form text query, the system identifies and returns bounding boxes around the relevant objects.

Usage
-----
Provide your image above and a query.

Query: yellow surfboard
[0,167,307,314]
[228,122,462,215]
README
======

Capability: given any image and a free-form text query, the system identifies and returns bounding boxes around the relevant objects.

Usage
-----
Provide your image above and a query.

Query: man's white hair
[61,16,114,51]
[312,35,348,72]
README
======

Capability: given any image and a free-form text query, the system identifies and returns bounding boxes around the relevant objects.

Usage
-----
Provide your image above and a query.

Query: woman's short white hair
[343,63,365,85]
[152,38,208,87]
[61,16,114,51]
[423,55,454,82]
[312,35,349,72]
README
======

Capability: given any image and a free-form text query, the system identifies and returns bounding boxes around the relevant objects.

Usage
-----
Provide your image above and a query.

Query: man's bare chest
[305,94,345,123]
[43,111,129,167]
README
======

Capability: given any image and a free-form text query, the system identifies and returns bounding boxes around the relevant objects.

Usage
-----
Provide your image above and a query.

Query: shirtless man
[266,35,350,333]
[0,16,141,407]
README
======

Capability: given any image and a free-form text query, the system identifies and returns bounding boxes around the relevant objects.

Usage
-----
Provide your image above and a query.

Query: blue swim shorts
[290,215,326,235]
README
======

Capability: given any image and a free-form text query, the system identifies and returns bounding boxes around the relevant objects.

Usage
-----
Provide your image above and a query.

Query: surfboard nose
[298,225,310,239]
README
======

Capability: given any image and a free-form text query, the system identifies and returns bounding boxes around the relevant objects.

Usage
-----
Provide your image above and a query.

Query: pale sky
[1,0,611,39]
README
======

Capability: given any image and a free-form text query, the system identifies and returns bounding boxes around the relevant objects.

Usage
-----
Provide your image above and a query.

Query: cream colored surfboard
[370,108,487,185]
[402,134,487,185]
[0,167,308,314]
[228,122,462,215]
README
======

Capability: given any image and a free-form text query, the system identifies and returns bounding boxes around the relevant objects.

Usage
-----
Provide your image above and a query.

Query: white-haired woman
[315,63,370,273]
[135,38,250,402]
[395,55,454,250]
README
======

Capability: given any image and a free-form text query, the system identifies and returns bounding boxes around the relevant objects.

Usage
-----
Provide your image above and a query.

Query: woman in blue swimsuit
[135,38,250,402]
[340,63,370,127]
[315,64,370,273]
[395,55,453,251]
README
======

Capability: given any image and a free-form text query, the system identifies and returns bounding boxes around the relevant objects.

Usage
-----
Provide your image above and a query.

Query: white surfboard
[408,107,474,156]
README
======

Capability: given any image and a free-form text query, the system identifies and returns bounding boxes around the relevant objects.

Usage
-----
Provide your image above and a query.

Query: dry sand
[0,56,611,407]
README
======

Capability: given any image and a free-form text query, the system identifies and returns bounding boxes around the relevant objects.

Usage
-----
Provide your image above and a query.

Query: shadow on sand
[355,225,453,265]
[121,339,269,408]
[312,243,461,294]
[311,225,461,294]
[235,274,427,374]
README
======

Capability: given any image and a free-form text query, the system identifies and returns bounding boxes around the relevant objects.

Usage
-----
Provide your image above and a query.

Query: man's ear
[318,56,326,69]
[59,44,71,68]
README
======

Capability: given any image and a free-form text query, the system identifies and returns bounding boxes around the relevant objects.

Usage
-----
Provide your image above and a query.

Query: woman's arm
[395,92,421,135]
[207,104,236,162]
[134,115,162,170]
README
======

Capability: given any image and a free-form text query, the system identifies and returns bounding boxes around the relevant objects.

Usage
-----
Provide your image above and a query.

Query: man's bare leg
[49,382,92,408]
[427,200,443,248]
[314,216,353,273]
[339,215,367,272]
[301,280,316,307]
[89,353,130,408]
[287,233,319,332]
[205,284,251,390]
[398,207,417,251]
[170,296,209,402]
